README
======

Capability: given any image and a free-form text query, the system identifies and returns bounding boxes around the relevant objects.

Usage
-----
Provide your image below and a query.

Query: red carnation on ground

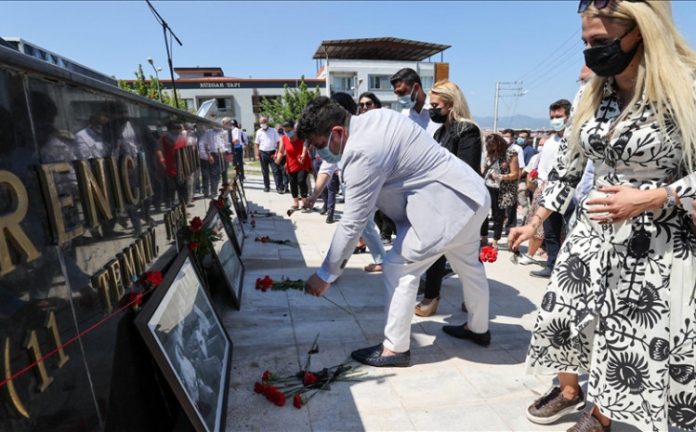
[293,394,303,409]
[262,370,273,383]
[190,216,203,232]
[254,382,265,394]
[144,271,163,287]
[258,275,274,292]
[303,371,318,386]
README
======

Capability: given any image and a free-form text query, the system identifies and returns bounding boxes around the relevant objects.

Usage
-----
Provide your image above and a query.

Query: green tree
[259,77,321,124]
[118,64,188,111]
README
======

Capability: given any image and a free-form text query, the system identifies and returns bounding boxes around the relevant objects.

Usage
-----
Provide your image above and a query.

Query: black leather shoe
[319,207,328,215]
[442,323,491,347]
[351,344,410,367]
[326,215,335,224]
[530,266,553,278]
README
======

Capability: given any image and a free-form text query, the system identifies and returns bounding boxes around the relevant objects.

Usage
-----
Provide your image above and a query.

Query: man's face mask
[398,87,417,110]
[261,123,268,130]
[317,129,344,164]
[550,118,567,132]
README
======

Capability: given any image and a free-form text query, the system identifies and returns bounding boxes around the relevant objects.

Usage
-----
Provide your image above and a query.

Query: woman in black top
[415,79,484,317]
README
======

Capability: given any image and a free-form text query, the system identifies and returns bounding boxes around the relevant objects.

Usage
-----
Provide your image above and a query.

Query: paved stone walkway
[221,174,639,432]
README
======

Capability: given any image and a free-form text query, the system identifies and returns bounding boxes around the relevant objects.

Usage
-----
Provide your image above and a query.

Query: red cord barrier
[0,289,152,390]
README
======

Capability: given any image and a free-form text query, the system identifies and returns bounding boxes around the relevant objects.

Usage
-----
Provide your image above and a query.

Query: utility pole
[493,81,526,132]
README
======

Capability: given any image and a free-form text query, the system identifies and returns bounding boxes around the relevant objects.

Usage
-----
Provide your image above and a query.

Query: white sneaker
[517,254,537,265]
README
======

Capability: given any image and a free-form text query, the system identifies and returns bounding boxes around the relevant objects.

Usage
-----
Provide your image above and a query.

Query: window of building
[368,75,392,91]
[215,97,235,116]
[421,75,434,92]
[331,75,355,94]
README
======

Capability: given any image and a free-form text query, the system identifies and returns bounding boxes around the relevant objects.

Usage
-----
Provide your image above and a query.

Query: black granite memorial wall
[0,44,218,431]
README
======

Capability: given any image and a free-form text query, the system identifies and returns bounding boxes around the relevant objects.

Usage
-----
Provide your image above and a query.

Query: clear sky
[2,1,696,120]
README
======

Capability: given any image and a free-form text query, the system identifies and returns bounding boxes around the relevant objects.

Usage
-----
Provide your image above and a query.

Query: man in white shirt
[254,116,282,193]
[530,99,573,279]
[390,68,440,136]
[230,119,246,181]
[300,97,492,367]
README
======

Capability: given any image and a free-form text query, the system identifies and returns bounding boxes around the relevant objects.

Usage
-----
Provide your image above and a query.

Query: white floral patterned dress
[527,80,696,431]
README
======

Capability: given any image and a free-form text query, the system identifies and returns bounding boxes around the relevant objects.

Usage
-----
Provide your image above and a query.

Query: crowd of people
[291,2,696,432]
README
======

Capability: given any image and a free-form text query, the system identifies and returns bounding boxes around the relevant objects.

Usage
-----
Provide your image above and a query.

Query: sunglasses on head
[577,0,643,13]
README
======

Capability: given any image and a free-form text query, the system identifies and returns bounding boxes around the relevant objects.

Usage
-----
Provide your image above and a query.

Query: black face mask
[583,28,641,77]
[429,107,448,124]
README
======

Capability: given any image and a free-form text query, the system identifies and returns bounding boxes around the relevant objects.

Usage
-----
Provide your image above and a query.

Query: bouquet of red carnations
[253,335,364,409]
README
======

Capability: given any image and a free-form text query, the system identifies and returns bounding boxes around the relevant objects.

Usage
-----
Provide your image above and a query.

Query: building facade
[159,67,326,131]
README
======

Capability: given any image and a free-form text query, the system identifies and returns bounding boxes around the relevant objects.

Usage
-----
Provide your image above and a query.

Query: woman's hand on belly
[587,185,668,223]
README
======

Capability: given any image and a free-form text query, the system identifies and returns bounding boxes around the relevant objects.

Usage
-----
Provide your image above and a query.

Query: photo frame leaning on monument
[203,204,245,309]
[222,191,245,253]
[135,250,232,432]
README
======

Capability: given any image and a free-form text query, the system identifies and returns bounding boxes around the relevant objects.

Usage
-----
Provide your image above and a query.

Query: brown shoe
[567,410,611,432]
[526,386,585,425]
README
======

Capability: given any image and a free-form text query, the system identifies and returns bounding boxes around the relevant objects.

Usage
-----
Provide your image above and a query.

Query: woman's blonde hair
[572,0,696,171]
[429,79,478,128]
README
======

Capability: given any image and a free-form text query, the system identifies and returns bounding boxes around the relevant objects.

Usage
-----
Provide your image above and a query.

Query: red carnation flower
[293,394,303,409]
[262,370,273,383]
[144,271,163,287]
[189,242,200,251]
[259,275,274,290]
[190,216,203,232]
[479,246,498,263]
[529,169,539,180]
[303,371,318,386]
[254,382,265,394]
[273,390,286,407]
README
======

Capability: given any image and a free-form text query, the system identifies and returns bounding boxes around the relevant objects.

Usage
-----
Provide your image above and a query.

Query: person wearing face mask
[390,68,440,137]
[254,116,283,193]
[510,1,696,430]
[301,96,492,368]
[527,99,573,279]
[414,79,484,317]
[500,129,527,235]
[275,120,311,209]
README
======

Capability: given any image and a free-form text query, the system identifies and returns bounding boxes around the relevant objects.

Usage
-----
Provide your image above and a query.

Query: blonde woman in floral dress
[510,1,696,431]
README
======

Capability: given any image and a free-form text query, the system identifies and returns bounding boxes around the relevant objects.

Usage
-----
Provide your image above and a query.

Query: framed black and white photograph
[204,204,245,309]
[223,192,245,252]
[135,251,232,432]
